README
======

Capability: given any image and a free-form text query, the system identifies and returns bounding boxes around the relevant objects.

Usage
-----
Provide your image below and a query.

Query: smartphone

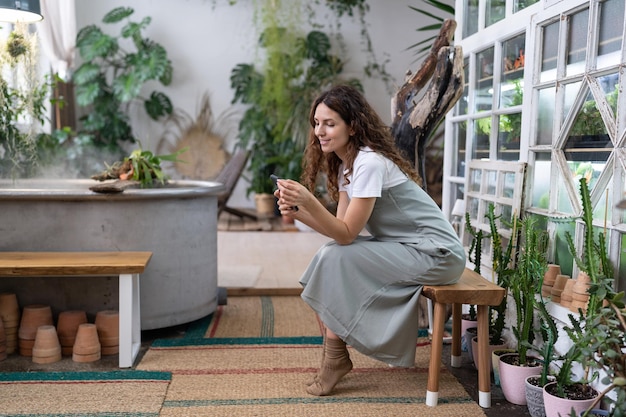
[270,174,298,211]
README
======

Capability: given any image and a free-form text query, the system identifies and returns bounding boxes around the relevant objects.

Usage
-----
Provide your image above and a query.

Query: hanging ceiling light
[0,0,43,23]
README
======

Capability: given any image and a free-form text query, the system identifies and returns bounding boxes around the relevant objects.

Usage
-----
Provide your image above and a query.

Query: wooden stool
[422,267,505,408]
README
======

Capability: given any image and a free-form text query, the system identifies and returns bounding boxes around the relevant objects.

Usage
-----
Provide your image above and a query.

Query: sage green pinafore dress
[299,179,466,368]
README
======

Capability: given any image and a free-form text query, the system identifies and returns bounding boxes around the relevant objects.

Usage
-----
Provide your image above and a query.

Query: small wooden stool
[422,267,505,408]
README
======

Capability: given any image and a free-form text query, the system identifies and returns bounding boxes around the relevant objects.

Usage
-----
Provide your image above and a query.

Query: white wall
[74,0,453,208]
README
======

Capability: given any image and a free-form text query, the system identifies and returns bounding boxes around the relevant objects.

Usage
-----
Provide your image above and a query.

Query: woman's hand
[275,179,310,216]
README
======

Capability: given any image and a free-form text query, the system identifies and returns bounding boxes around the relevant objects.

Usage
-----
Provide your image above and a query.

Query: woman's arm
[276,180,375,244]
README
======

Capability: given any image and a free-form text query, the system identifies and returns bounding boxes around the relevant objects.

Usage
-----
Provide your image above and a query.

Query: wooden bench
[0,251,152,368]
[422,267,506,408]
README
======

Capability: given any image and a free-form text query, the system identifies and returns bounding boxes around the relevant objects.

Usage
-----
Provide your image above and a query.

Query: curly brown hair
[301,84,421,201]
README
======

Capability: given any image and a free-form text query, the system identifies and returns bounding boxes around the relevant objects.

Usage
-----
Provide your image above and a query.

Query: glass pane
[473,117,491,159]
[500,34,525,108]
[597,0,624,67]
[475,47,494,112]
[536,87,556,146]
[593,177,612,224]
[553,220,575,277]
[486,0,506,26]
[566,161,606,196]
[622,174,626,225]
[468,196,480,220]
[514,0,539,13]
[541,21,559,82]
[556,170,575,214]
[566,89,613,164]
[531,152,551,209]
[469,168,481,192]
[453,121,467,177]
[598,73,619,117]
[486,170,497,195]
[497,113,521,160]
[566,8,589,77]
[455,57,470,116]
[503,172,516,198]
[463,0,479,38]
[563,81,583,129]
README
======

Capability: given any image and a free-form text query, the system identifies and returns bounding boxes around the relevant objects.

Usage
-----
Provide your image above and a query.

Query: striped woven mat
[136,296,486,416]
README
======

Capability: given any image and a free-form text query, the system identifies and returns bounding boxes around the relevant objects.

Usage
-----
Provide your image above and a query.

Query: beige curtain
[38,0,76,80]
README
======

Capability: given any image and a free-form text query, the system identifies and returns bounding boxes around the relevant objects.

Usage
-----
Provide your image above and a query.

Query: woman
[274,84,465,396]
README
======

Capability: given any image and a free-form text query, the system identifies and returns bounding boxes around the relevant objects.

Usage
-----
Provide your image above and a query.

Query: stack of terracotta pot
[0,293,20,355]
[95,310,119,356]
[57,310,88,356]
[550,274,570,304]
[570,272,592,313]
[18,305,53,357]
[32,325,62,364]
[72,323,101,362]
[542,264,561,297]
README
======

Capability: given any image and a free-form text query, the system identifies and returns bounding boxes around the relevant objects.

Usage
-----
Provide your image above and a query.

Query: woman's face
[313,103,352,160]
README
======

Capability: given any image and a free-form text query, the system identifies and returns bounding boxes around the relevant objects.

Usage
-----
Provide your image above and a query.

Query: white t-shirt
[338,147,408,199]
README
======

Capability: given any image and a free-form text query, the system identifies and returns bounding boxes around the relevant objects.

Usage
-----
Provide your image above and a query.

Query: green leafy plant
[510,215,548,365]
[464,211,485,321]
[407,0,455,61]
[230,5,361,196]
[73,7,174,153]
[485,204,516,345]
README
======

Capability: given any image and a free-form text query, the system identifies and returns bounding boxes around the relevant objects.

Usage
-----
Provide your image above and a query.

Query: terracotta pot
[543,381,598,417]
[471,335,508,372]
[57,310,88,356]
[0,292,20,324]
[95,310,119,347]
[525,375,555,417]
[72,323,101,362]
[499,353,542,405]
[32,325,62,364]
[18,305,53,356]
[254,193,277,218]
[492,348,516,386]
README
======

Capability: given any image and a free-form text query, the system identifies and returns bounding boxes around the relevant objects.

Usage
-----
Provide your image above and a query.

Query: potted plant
[541,177,617,417]
[229,0,361,214]
[462,211,481,352]
[72,6,174,158]
[499,215,548,406]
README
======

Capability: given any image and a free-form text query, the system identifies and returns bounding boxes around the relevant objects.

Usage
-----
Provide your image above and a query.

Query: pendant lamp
[0,0,43,23]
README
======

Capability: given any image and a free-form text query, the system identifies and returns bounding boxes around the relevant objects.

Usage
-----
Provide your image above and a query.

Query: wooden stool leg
[426,301,446,406]
[477,305,491,408]
[451,303,462,367]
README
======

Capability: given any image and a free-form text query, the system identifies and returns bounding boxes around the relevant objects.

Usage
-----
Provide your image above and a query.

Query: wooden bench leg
[426,301,447,406]
[477,305,491,408]
[450,303,462,367]
[118,272,141,368]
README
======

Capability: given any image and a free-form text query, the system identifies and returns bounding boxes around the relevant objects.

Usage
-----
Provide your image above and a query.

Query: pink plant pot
[543,382,598,417]
[499,353,542,405]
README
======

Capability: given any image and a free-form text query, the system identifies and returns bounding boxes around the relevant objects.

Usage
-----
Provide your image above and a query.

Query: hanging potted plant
[499,215,548,406]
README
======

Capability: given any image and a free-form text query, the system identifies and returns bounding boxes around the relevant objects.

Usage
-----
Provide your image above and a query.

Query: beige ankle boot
[306,337,352,396]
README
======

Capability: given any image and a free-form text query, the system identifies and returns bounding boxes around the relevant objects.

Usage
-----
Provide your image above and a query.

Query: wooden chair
[421,267,506,408]
[216,149,257,220]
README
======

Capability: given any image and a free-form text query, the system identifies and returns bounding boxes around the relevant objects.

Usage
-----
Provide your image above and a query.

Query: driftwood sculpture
[391,19,464,191]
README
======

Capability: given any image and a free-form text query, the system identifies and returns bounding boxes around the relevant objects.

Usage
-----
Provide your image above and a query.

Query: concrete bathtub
[0,179,224,330]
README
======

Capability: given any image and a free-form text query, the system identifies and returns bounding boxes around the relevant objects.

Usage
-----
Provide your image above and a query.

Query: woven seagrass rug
[0,370,170,416]
[136,296,487,417]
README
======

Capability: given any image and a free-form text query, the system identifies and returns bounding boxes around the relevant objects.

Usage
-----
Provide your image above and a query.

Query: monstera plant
[73,7,174,154]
